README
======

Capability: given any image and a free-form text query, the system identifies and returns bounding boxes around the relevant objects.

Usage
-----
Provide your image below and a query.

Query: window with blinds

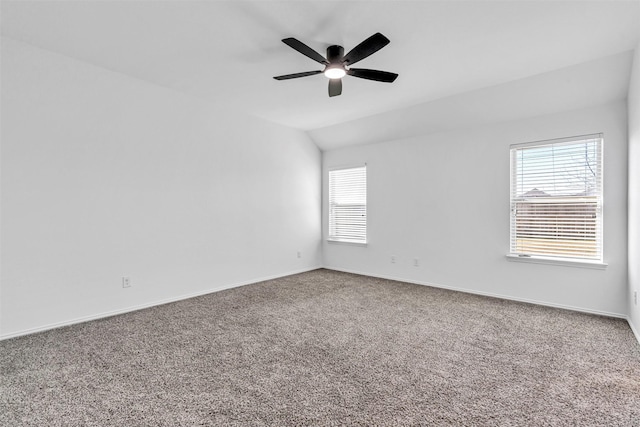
[509,134,603,262]
[328,165,367,244]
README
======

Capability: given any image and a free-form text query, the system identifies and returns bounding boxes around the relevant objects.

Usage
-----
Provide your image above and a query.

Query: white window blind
[510,134,603,262]
[328,165,367,244]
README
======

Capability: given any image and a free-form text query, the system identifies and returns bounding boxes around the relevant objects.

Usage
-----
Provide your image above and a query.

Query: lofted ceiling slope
[2,1,639,148]
[309,50,634,150]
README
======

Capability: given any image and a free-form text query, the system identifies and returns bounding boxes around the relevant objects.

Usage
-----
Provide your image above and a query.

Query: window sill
[505,254,607,269]
[327,239,368,247]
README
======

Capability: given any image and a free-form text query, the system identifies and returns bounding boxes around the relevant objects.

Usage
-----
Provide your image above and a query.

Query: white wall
[1,34,635,340]
[0,38,322,338]
[629,41,640,339]
[323,102,629,316]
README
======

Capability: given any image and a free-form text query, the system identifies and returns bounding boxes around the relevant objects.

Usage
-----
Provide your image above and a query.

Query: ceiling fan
[273,32,398,97]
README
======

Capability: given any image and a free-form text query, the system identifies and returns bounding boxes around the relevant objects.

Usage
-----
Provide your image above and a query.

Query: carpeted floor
[1,269,639,426]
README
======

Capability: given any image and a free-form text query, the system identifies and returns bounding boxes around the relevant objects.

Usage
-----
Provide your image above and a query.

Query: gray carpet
[1,269,639,426]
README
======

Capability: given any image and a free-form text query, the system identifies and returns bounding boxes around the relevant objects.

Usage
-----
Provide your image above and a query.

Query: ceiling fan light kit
[324,65,346,80]
[273,32,398,97]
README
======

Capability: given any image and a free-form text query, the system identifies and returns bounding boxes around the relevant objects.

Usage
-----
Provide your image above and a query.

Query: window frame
[327,164,367,245]
[507,134,607,268]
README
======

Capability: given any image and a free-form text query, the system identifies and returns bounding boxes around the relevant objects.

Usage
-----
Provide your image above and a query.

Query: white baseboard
[627,317,640,346]
[6,266,638,347]
[323,266,628,319]
[0,266,323,341]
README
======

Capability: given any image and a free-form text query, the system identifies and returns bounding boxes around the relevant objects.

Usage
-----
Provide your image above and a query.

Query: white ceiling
[2,0,639,135]
[310,50,634,150]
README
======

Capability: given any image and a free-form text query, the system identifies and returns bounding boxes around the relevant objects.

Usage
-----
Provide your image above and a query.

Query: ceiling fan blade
[282,38,328,65]
[347,68,398,83]
[343,33,390,65]
[273,70,323,80]
[328,79,342,97]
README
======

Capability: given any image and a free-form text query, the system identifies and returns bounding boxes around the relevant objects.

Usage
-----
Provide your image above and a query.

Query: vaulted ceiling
[2,1,639,149]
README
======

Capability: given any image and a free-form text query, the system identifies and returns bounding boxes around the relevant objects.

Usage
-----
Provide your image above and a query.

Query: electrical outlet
[391,255,396,264]
[413,258,420,267]
[122,277,131,288]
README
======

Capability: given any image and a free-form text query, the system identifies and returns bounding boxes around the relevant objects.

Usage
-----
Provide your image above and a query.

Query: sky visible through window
[515,139,599,198]
[510,136,603,261]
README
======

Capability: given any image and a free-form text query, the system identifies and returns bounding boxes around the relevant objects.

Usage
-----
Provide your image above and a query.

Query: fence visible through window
[510,135,603,261]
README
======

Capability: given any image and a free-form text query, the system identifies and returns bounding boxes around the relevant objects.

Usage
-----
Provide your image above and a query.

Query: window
[328,165,367,244]
[509,134,603,263]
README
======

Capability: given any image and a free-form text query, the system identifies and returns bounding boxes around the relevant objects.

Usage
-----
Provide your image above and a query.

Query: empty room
[1,0,640,425]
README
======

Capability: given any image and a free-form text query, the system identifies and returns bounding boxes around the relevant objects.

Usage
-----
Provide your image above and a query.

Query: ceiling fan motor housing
[326,45,344,63]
